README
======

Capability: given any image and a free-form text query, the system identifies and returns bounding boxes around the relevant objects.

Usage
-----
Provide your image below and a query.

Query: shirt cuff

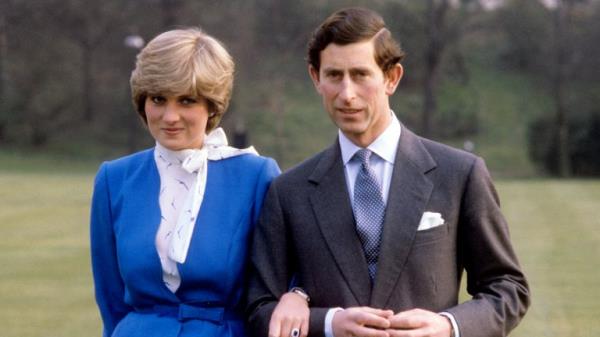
[324,307,344,337]
[439,312,460,337]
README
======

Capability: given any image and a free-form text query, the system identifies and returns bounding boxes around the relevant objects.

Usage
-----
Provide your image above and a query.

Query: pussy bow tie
[168,127,257,263]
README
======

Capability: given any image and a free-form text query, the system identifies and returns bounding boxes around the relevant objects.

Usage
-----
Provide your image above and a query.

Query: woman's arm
[269,289,311,337]
[90,163,132,337]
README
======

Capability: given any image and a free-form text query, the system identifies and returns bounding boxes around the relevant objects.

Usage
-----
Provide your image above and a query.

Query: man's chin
[337,123,365,136]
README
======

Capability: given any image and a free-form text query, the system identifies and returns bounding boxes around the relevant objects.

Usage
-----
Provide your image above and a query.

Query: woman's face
[145,94,210,150]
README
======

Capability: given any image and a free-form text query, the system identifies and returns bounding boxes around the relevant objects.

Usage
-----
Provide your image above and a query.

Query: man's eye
[326,72,342,80]
[353,72,368,79]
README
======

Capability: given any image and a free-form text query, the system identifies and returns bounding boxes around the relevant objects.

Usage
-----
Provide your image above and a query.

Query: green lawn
[1,170,598,336]
[498,179,600,337]
[0,171,100,336]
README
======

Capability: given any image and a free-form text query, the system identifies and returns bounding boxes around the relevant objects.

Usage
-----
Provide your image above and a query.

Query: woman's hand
[268,290,310,337]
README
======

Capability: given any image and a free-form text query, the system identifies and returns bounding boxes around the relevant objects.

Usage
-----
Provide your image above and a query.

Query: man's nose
[338,77,356,103]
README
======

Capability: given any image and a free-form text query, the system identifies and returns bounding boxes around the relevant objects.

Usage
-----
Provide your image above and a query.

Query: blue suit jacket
[90,148,279,337]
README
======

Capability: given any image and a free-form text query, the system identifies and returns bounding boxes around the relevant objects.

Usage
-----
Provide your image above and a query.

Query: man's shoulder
[420,137,475,160]
[415,135,479,172]
[280,149,327,180]
[273,145,336,188]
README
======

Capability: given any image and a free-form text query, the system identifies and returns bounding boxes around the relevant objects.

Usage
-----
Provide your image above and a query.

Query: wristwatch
[289,287,310,303]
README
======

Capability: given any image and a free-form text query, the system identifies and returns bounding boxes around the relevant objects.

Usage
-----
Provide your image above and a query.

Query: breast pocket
[413,224,449,246]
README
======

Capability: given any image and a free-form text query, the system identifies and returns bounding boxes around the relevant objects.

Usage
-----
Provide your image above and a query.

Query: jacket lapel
[308,142,372,305]
[130,149,180,302]
[370,126,436,308]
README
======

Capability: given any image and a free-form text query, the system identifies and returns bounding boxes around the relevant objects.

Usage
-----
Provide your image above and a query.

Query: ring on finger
[290,328,300,337]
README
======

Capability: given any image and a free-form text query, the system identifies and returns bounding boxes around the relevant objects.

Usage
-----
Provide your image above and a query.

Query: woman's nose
[162,104,180,122]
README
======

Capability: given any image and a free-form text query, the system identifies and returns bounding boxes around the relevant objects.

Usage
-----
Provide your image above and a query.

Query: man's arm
[445,157,530,336]
[246,181,329,337]
[246,180,290,335]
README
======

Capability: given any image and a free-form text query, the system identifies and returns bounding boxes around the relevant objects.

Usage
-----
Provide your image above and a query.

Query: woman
[90,28,308,337]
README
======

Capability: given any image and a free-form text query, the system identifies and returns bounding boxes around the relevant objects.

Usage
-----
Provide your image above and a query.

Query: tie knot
[354,149,373,167]
[182,149,208,174]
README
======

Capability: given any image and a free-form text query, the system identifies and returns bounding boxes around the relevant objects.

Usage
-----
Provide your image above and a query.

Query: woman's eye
[150,96,165,104]
[180,97,197,105]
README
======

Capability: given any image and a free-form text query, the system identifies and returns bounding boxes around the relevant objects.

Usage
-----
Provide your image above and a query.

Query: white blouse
[153,128,257,293]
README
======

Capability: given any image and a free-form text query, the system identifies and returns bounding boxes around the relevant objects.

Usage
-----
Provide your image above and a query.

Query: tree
[422,0,451,137]
[420,0,480,137]
[527,0,600,176]
[0,0,8,141]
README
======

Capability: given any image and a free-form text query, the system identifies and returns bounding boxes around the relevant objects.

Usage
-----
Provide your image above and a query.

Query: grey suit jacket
[246,126,529,337]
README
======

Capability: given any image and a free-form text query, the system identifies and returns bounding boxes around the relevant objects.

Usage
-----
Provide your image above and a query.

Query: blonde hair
[130,28,234,132]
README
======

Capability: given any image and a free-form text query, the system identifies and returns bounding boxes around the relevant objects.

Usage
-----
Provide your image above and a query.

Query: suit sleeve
[252,158,281,225]
[246,178,289,336]
[90,163,132,337]
[246,177,329,337]
[446,157,530,337]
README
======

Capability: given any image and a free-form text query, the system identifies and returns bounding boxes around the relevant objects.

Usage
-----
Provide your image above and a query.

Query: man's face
[309,39,402,147]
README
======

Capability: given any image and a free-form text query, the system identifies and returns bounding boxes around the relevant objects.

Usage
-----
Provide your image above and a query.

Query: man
[247,7,529,337]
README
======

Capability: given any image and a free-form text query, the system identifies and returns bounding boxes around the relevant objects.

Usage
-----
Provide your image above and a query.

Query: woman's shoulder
[212,153,280,185]
[95,148,155,185]
[99,148,154,171]
[220,152,278,170]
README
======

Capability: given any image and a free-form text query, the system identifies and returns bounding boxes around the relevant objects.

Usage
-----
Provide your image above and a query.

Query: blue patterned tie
[352,149,385,281]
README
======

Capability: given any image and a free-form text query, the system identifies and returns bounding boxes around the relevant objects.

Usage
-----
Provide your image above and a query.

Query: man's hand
[332,307,394,337]
[268,292,310,337]
[386,309,452,337]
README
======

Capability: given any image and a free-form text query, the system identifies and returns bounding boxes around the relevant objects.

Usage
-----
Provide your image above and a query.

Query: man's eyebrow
[349,67,371,74]
[322,67,342,74]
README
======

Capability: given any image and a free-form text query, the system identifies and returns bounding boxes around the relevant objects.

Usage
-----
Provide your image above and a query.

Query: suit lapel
[370,126,436,308]
[309,142,372,305]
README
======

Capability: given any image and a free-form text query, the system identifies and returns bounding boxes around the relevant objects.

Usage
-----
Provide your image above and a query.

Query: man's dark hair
[307,7,405,73]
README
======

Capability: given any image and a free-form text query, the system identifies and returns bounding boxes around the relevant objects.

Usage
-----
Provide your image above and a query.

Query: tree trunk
[82,41,93,122]
[269,77,286,164]
[160,0,179,29]
[554,0,572,177]
[421,0,449,138]
[0,1,8,141]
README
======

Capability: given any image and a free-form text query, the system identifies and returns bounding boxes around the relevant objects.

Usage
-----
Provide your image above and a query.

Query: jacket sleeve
[251,158,281,225]
[90,163,133,337]
[245,176,329,337]
[246,178,289,337]
[446,157,530,337]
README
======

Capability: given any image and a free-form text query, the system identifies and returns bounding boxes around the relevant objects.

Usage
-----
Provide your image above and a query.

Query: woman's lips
[162,127,183,135]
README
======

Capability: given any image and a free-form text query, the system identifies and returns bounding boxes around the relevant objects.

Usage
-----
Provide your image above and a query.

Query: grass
[1,157,599,336]
[0,171,101,337]
[498,179,600,337]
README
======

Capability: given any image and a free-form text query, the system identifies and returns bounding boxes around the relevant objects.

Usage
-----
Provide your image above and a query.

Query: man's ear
[308,65,321,93]
[384,63,403,96]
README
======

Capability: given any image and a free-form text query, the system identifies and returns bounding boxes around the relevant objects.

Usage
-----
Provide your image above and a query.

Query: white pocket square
[418,212,445,231]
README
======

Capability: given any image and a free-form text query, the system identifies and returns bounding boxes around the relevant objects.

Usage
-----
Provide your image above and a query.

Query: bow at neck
[155,127,258,263]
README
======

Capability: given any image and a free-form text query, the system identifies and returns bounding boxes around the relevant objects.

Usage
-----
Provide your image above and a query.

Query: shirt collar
[155,142,199,166]
[339,111,401,165]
